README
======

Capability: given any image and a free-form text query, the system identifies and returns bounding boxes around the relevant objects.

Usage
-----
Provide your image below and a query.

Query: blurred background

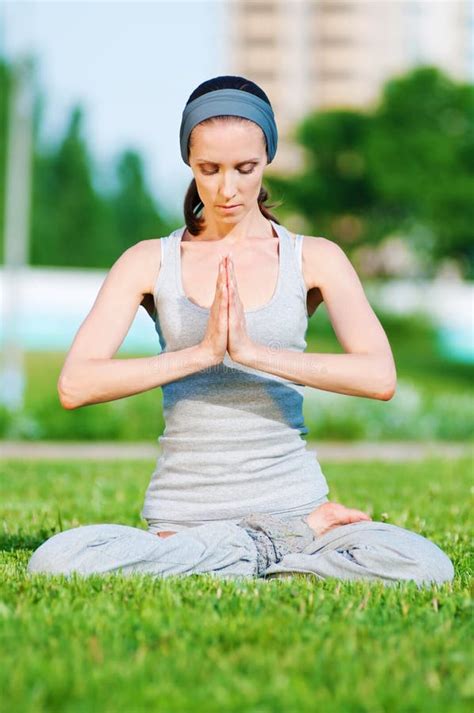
[0,0,473,443]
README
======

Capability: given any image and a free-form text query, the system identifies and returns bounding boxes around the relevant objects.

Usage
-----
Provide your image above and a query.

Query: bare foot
[305,501,372,538]
[156,531,177,538]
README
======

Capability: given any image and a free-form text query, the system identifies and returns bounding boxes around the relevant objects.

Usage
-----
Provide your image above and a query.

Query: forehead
[191,120,264,159]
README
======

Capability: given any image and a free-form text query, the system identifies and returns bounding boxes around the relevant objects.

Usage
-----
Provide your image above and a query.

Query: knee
[386,523,455,585]
[27,524,120,576]
[419,542,455,585]
[342,522,455,586]
[27,531,71,574]
[396,536,455,586]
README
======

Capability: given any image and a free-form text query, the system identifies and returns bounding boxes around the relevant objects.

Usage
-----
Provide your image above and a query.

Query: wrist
[230,339,259,366]
[195,343,224,369]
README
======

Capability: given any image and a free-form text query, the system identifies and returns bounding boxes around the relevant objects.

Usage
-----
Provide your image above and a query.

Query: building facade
[225,0,473,173]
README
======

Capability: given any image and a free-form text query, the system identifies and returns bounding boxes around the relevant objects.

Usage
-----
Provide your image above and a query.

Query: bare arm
[57,240,218,410]
[236,237,397,401]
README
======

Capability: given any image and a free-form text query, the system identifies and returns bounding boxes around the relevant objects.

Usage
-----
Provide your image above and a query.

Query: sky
[1,0,229,217]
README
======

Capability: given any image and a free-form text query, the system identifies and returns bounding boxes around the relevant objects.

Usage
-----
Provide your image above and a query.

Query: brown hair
[182,75,282,235]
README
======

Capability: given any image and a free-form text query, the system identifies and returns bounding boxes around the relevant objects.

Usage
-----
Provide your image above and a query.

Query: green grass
[1,456,472,712]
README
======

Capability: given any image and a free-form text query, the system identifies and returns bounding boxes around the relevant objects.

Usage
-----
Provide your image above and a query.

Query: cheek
[194,179,211,198]
[196,177,219,195]
[248,174,263,193]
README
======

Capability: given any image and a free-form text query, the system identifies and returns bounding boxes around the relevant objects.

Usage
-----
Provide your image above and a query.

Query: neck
[188,207,274,243]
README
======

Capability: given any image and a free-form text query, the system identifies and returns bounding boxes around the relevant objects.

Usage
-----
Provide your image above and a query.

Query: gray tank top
[141,219,329,531]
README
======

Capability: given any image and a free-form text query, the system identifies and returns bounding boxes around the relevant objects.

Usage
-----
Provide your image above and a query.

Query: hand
[198,256,228,364]
[226,255,255,362]
[305,501,373,538]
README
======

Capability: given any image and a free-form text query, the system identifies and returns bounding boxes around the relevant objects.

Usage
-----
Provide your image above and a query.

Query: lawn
[0,456,472,712]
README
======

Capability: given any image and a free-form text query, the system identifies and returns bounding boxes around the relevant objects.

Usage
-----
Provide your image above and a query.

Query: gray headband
[179,88,278,166]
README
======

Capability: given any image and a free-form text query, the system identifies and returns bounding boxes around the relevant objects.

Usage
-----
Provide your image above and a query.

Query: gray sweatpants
[26,515,455,587]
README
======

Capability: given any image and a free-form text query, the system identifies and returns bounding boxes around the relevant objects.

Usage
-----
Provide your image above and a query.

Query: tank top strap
[294,233,303,273]
[152,229,181,303]
[272,221,306,301]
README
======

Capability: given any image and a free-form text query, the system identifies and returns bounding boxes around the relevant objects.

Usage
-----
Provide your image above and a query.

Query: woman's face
[188,119,267,222]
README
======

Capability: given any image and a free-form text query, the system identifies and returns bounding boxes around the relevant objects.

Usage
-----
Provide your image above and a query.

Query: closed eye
[201,165,257,175]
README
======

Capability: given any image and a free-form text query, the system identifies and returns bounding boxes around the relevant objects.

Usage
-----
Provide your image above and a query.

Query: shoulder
[287,228,336,257]
[299,235,349,290]
[302,234,345,258]
[115,238,163,295]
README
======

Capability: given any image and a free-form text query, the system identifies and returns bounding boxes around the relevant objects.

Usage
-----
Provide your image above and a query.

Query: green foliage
[31,106,109,267]
[267,66,474,277]
[287,109,375,221]
[367,67,474,273]
[0,354,165,440]
[0,53,178,268]
[29,105,176,268]
[0,458,471,712]
[304,380,474,442]
[108,150,171,257]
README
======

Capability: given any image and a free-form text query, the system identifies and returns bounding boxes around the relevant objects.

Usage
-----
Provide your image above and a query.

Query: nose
[219,172,237,200]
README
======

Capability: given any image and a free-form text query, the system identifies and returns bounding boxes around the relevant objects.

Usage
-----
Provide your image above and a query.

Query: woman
[27,76,454,586]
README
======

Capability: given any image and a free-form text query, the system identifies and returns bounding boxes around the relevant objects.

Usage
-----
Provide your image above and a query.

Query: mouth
[217,204,241,210]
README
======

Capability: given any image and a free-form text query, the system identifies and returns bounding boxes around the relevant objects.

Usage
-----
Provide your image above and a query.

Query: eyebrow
[196,158,260,165]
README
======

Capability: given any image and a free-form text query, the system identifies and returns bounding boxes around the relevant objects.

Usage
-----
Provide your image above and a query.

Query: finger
[352,509,372,520]
[224,256,231,283]
[220,289,228,313]
[222,272,228,301]
[226,259,234,299]
[227,259,239,303]
[331,509,367,527]
[216,259,224,290]
[214,262,226,309]
[230,259,237,289]
[220,263,228,304]
[344,509,371,523]
[334,504,371,520]
[216,260,223,292]
[221,261,229,295]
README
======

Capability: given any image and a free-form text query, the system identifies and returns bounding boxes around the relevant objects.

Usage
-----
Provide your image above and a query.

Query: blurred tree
[267,110,377,250]
[267,66,474,277]
[366,66,474,277]
[0,53,176,269]
[107,149,170,256]
[31,105,112,267]
[30,105,174,268]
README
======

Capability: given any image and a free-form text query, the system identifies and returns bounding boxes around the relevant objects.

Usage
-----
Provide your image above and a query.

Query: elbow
[377,383,396,401]
[57,374,83,410]
[376,366,397,401]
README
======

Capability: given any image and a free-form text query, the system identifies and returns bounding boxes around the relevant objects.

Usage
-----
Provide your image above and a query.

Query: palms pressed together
[157,256,372,538]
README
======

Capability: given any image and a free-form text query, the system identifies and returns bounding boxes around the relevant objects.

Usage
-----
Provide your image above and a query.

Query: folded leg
[263,520,455,587]
[26,522,258,579]
[26,517,455,587]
